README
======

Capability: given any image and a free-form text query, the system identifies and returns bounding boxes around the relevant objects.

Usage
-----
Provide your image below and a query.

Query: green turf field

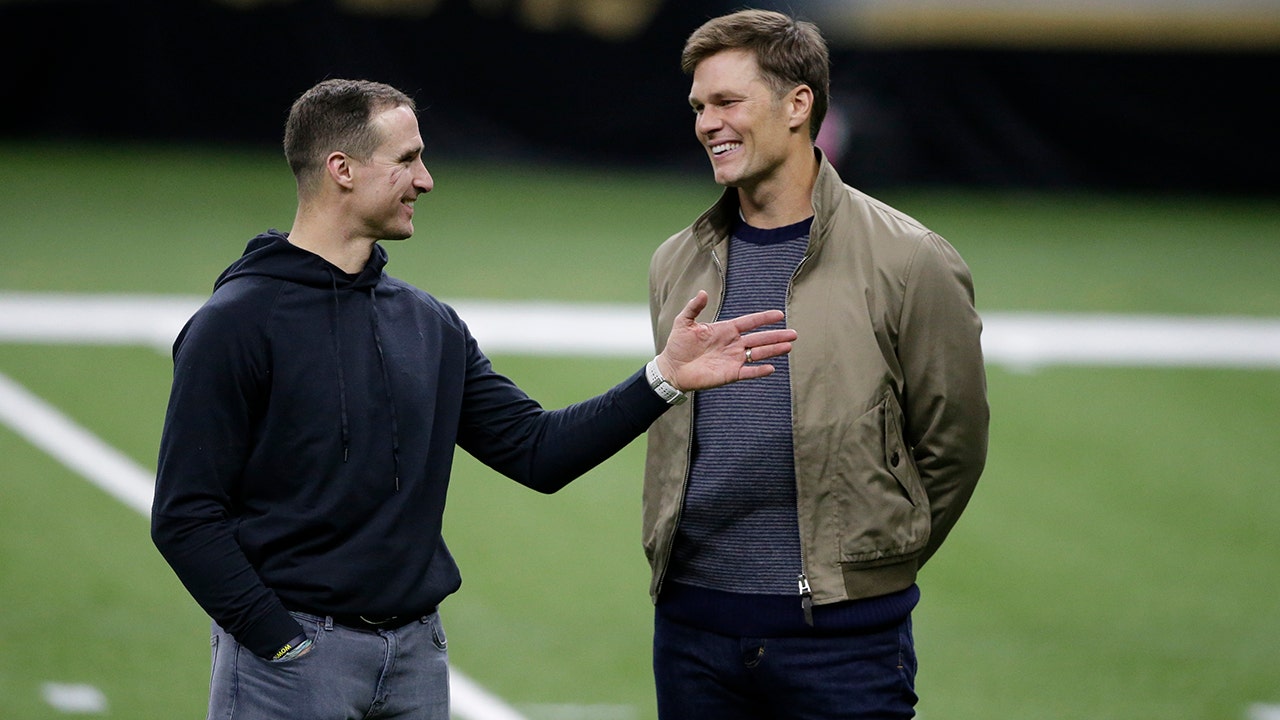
[2,141,1278,719]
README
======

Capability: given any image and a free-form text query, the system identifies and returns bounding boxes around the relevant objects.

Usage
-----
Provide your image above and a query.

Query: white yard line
[40,683,109,714]
[979,311,1280,371]
[2,291,1280,368]
[1249,704,1280,720]
[0,370,154,517]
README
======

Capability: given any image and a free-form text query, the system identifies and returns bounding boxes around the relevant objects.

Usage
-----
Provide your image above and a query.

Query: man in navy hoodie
[151,78,796,720]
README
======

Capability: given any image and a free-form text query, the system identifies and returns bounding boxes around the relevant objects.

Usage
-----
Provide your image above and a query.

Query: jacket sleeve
[455,328,671,494]
[150,301,302,659]
[897,232,990,566]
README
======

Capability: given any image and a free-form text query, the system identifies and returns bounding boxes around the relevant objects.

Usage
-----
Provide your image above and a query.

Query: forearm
[462,368,669,493]
[151,510,301,657]
[916,444,987,565]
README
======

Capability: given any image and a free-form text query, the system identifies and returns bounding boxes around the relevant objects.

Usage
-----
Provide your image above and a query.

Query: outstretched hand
[656,290,797,392]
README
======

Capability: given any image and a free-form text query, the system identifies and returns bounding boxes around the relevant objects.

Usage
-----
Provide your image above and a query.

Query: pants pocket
[430,614,448,651]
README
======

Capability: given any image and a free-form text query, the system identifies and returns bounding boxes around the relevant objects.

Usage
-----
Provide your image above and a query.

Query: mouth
[710,141,742,157]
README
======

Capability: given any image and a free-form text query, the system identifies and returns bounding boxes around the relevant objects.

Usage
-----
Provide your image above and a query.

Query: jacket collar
[691,147,842,255]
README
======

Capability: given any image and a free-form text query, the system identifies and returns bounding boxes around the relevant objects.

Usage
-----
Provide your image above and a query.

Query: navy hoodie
[152,230,668,657]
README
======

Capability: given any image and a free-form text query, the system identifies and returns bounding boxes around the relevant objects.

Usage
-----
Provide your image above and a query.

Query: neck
[287,207,375,274]
[737,145,819,229]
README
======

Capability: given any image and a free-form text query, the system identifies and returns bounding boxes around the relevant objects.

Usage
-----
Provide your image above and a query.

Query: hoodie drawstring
[327,274,402,491]
[368,287,403,491]
[329,272,352,463]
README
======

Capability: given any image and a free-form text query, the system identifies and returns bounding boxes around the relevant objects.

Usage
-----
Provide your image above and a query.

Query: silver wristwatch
[645,358,688,405]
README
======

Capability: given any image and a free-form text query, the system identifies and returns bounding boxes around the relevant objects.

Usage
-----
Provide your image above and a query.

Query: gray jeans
[207,611,449,720]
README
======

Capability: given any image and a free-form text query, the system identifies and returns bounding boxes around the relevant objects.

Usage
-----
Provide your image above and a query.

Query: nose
[416,163,434,194]
[696,106,722,137]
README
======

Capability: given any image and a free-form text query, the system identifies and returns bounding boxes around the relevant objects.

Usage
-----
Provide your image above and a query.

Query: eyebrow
[689,90,739,107]
[397,145,423,163]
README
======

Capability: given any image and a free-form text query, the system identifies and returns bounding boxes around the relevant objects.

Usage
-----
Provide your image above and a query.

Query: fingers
[737,364,778,381]
[724,308,785,332]
[742,328,798,348]
[741,340,794,364]
[739,327,798,365]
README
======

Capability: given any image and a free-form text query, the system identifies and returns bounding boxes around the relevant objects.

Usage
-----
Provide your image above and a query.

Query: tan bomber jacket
[644,150,989,608]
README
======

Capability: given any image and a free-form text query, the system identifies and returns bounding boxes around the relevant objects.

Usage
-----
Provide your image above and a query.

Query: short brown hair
[681,9,829,142]
[283,79,416,192]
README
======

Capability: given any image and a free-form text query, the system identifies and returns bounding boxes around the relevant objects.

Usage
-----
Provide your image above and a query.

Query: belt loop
[324,615,334,631]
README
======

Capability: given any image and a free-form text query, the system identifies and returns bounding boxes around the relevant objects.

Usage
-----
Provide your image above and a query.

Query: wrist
[645,357,687,405]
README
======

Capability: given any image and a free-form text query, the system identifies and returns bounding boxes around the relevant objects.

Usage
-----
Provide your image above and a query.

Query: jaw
[707,144,745,186]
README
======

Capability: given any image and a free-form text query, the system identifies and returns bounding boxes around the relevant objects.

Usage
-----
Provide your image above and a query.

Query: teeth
[711,142,741,156]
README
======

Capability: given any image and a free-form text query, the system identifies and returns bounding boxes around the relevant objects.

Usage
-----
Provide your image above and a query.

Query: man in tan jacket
[644,9,990,719]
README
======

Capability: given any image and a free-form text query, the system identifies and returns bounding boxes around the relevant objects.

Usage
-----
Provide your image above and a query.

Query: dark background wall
[3,0,1276,193]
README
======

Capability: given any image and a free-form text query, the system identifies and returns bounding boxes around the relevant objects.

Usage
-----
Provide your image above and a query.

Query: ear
[326,151,356,190]
[787,85,814,134]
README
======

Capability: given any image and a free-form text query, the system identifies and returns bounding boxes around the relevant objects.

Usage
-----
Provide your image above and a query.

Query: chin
[384,225,414,241]
[712,170,740,188]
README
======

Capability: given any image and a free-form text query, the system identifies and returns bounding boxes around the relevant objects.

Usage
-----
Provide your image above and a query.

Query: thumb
[677,290,709,325]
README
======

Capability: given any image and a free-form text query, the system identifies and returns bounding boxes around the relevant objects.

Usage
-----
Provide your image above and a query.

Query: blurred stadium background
[3,0,1278,192]
[2,0,1279,718]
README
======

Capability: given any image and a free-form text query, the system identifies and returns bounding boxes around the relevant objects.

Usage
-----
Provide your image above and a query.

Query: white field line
[0,370,154,517]
[40,682,109,714]
[1249,704,1280,720]
[7,292,1280,368]
[2,291,1280,369]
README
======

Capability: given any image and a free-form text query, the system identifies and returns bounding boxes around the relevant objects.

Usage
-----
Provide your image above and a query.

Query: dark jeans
[207,611,449,720]
[653,612,918,720]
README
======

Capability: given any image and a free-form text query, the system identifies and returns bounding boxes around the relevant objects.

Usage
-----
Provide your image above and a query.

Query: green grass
[5,141,1278,314]
[916,365,1280,719]
[2,141,1279,719]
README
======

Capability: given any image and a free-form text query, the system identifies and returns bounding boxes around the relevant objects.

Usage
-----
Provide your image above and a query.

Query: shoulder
[652,223,699,269]
[814,185,975,299]
[379,274,471,336]
[174,277,281,355]
[651,192,732,270]
[194,275,281,328]
[828,186,953,258]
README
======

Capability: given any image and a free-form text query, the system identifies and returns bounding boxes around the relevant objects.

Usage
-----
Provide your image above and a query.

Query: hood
[213,229,388,292]
[212,229,402,489]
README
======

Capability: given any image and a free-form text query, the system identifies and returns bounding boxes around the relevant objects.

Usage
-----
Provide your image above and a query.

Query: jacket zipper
[791,247,815,626]
[798,573,814,626]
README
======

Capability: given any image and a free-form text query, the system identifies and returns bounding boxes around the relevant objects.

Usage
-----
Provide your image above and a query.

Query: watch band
[646,358,688,405]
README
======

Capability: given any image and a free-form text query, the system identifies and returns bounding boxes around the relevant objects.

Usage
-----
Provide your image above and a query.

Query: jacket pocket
[835,393,931,565]
[882,392,928,511]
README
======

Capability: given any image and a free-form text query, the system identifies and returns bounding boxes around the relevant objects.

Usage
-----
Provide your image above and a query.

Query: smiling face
[349,104,434,241]
[689,49,802,192]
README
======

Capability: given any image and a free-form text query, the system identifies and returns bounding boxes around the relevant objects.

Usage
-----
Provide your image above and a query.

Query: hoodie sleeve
[150,293,302,658]
[454,325,671,494]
